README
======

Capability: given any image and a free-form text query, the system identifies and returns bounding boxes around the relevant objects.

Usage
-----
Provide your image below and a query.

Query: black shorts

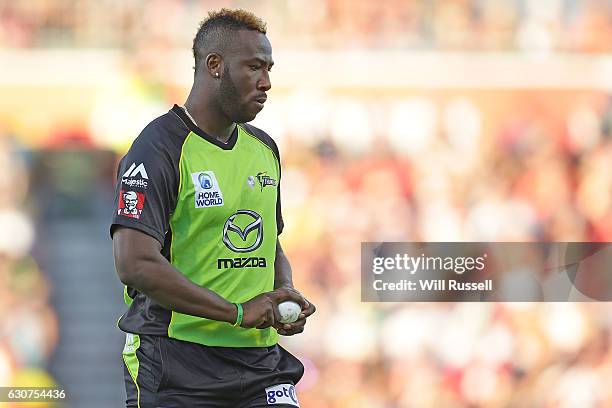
[122,333,304,408]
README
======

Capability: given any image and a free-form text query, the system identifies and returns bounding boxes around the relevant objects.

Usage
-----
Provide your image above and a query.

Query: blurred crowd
[268,91,612,244]
[0,137,60,398]
[270,90,612,406]
[2,0,612,52]
[2,0,612,407]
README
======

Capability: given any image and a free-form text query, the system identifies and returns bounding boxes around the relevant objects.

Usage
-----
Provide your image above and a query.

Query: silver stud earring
[214,72,220,78]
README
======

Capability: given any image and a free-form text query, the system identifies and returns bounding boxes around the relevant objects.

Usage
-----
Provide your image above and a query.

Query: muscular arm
[113,227,237,323]
[113,227,305,328]
[274,240,294,289]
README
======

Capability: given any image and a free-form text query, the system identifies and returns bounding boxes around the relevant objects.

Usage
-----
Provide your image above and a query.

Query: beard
[218,65,256,123]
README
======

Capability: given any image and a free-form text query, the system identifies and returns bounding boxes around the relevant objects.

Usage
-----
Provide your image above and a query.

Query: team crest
[255,172,277,191]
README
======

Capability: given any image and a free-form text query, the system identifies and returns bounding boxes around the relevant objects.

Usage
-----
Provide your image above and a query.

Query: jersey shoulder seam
[175,131,192,207]
[238,124,280,165]
[170,109,190,131]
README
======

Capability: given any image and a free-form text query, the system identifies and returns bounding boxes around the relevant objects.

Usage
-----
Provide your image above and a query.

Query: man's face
[124,192,138,211]
[218,30,273,123]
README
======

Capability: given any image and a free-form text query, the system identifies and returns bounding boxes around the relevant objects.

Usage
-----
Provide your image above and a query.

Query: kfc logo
[118,190,145,219]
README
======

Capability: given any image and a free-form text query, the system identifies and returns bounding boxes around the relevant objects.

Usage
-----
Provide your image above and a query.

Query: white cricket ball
[278,301,301,324]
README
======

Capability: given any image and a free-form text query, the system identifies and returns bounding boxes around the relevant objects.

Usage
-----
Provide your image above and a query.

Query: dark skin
[114,28,315,334]
[184,29,274,143]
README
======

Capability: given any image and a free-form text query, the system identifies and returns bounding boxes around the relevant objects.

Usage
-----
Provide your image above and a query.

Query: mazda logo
[222,210,263,253]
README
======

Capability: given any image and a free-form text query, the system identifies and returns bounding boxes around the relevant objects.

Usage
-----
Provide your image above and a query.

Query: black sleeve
[271,139,284,235]
[241,123,284,235]
[275,168,284,235]
[110,116,184,245]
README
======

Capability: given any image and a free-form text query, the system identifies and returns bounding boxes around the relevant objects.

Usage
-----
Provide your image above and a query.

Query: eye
[249,65,260,71]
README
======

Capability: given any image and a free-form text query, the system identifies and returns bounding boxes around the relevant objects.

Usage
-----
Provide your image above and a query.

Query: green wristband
[233,303,243,327]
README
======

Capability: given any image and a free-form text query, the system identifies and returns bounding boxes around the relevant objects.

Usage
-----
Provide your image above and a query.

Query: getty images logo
[265,384,299,406]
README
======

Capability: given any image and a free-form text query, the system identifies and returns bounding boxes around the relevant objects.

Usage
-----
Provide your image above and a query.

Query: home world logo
[191,171,224,208]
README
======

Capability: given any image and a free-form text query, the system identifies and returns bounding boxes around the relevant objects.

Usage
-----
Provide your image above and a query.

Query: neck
[184,82,235,143]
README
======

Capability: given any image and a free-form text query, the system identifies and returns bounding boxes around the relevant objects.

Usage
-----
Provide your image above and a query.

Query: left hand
[273,288,316,336]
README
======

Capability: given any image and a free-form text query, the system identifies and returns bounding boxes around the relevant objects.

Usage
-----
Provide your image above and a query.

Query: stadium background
[1,0,612,407]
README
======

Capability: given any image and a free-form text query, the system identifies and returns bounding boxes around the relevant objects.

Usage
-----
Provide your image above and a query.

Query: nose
[257,70,271,92]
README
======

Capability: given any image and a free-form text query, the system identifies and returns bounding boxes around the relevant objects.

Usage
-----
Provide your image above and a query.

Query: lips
[254,95,267,104]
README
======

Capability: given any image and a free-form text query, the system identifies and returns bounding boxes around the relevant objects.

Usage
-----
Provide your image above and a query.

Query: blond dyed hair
[193,8,267,71]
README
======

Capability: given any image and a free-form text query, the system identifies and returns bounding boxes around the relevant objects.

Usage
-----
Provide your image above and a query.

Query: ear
[205,53,222,79]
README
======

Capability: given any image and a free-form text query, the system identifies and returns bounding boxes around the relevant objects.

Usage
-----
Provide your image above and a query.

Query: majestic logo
[122,163,148,179]
[191,171,224,208]
[118,190,145,219]
[222,210,263,253]
[265,384,299,406]
[122,163,148,188]
[256,172,277,191]
[122,178,148,188]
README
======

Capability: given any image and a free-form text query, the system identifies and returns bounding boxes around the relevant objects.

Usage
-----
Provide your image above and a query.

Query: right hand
[240,287,307,329]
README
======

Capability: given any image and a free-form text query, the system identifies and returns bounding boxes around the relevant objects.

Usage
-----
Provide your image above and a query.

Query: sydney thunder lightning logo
[255,172,277,191]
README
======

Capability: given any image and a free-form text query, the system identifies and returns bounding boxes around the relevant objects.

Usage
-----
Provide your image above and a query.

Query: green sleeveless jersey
[111,105,283,347]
